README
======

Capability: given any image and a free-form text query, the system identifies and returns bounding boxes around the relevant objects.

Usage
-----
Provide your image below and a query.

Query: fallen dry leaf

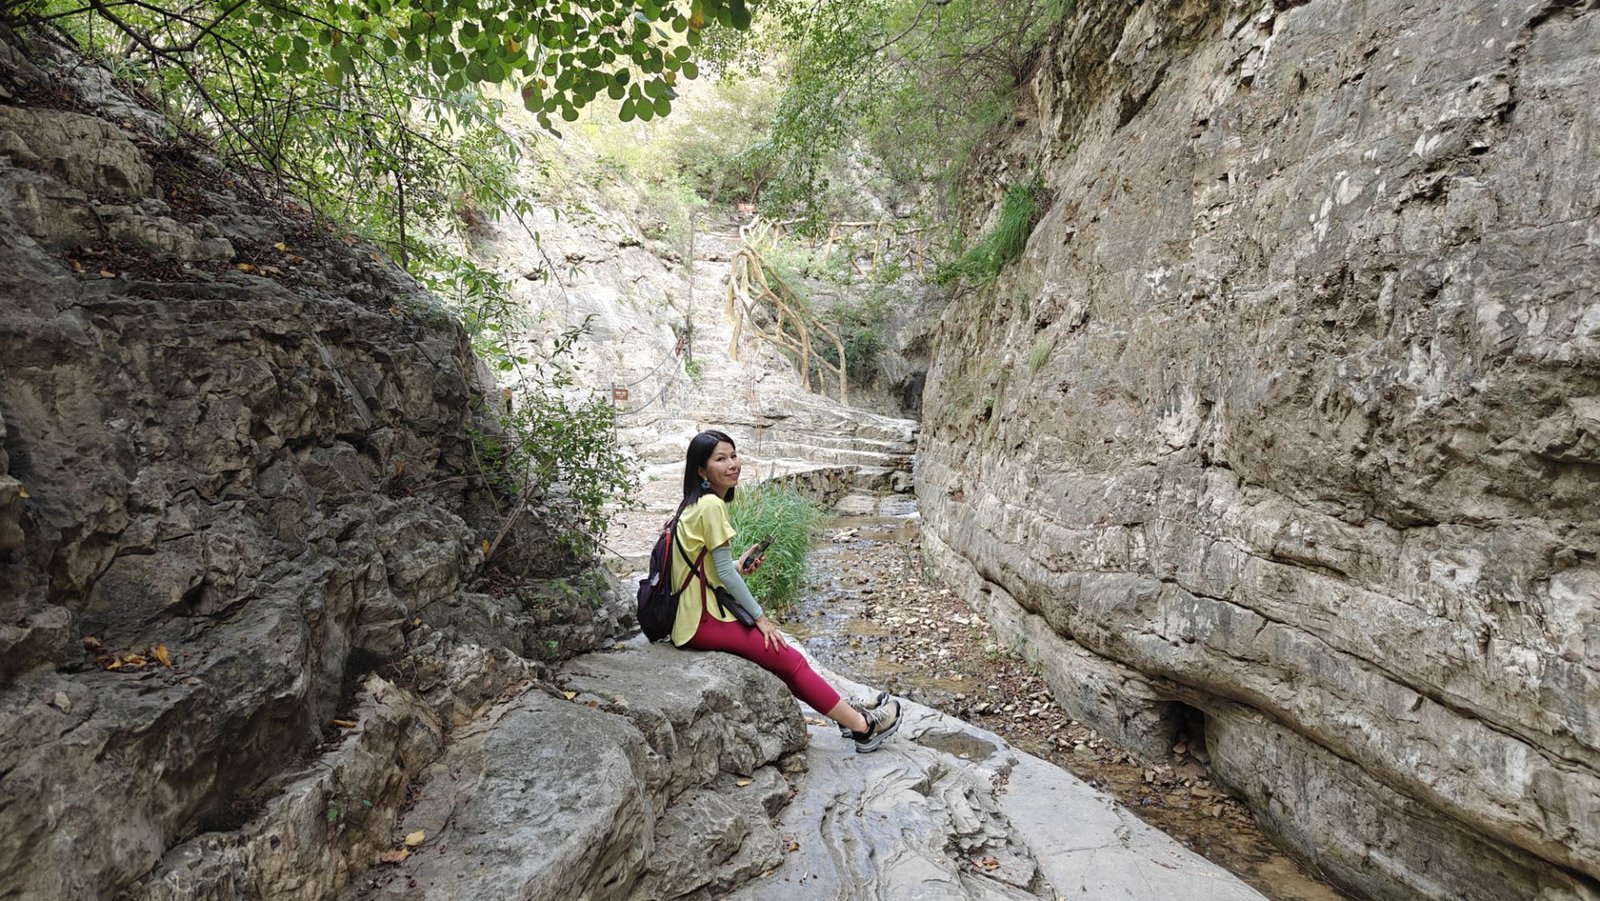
[237,263,257,273]
[82,636,104,653]
[561,690,577,701]
[331,719,358,729]
[153,644,172,667]
[99,269,116,278]
[273,242,290,252]
[404,830,425,847]
[974,855,1000,871]
[378,849,409,864]
[734,779,752,788]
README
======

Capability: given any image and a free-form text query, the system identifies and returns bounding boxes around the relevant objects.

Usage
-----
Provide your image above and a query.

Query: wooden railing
[724,217,849,404]
[722,214,934,404]
[816,219,933,279]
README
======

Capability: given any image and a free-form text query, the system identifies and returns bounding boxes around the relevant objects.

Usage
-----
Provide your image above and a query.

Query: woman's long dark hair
[680,429,737,514]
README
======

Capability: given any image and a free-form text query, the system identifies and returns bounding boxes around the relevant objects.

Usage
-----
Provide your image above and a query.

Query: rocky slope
[0,30,628,899]
[918,2,1600,899]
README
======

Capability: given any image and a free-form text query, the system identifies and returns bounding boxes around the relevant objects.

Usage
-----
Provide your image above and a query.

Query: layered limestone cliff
[919,1,1600,899]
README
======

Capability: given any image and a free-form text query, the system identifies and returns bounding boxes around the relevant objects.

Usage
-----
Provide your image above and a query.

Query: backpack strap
[671,529,704,597]
[673,529,734,618]
[668,499,736,620]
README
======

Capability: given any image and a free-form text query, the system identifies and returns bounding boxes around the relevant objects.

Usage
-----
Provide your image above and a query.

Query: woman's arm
[710,545,764,619]
[712,544,787,651]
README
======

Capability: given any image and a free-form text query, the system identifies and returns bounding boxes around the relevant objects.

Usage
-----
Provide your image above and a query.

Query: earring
[700,478,711,490]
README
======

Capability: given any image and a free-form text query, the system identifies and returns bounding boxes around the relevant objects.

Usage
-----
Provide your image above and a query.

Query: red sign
[612,387,630,401]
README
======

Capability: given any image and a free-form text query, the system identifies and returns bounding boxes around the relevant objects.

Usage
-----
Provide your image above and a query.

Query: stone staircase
[607,218,920,558]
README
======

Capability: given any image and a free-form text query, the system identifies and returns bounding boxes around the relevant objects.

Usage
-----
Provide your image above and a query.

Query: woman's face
[699,441,740,496]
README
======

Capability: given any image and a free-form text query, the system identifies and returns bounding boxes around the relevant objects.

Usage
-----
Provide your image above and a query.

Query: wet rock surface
[789,519,1348,901]
[920,2,1600,899]
[730,665,1266,901]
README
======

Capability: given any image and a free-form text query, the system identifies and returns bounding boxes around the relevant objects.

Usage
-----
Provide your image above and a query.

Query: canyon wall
[918,1,1600,898]
[0,31,634,899]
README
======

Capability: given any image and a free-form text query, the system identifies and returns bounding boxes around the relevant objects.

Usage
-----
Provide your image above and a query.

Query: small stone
[49,691,71,712]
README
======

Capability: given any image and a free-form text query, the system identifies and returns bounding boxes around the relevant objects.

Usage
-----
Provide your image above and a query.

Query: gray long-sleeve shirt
[710,544,764,620]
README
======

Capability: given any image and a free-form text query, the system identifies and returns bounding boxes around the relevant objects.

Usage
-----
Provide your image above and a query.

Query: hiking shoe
[838,690,891,739]
[851,697,902,754]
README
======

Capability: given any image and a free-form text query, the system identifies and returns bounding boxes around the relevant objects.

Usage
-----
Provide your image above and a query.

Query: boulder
[353,646,808,900]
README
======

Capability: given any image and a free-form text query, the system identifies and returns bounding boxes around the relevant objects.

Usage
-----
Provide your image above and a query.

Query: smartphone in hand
[742,538,771,572]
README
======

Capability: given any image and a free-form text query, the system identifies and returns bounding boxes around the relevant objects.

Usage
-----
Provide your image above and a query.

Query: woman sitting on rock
[669,429,901,753]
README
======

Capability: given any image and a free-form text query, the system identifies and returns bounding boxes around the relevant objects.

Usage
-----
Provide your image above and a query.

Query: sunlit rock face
[919,2,1600,898]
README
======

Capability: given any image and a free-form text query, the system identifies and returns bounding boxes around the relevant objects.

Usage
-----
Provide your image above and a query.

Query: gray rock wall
[0,32,618,899]
[919,1,1600,898]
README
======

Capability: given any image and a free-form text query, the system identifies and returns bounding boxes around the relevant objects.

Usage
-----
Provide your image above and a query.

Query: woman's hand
[755,615,787,652]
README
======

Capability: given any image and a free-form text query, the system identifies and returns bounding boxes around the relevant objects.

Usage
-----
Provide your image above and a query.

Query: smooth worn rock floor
[734,663,1267,901]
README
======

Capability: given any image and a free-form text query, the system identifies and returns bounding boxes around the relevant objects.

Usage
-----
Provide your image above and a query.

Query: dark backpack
[636,512,700,642]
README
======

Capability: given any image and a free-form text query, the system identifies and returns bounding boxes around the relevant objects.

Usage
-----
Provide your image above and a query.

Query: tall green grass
[936,179,1043,285]
[728,480,823,614]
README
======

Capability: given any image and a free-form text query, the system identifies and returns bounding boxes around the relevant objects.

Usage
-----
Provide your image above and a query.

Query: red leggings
[684,609,841,715]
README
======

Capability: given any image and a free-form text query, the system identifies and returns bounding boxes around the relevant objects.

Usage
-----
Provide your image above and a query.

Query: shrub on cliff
[934,179,1043,285]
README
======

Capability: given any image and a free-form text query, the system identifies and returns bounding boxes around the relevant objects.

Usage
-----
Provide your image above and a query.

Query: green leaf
[652,95,671,116]
[619,99,635,121]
